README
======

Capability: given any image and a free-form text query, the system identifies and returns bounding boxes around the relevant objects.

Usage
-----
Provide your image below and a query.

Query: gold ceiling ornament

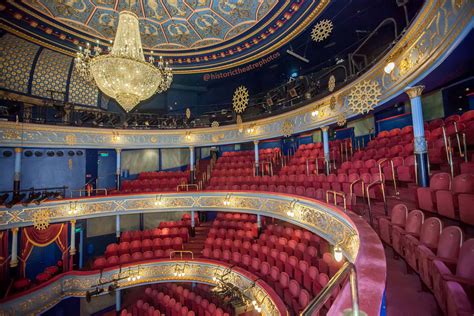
[232,86,249,113]
[74,11,173,112]
[211,120,220,128]
[281,120,294,137]
[329,95,337,111]
[336,113,347,126]
[311,19,333,42]
[328,75,336,92]
[185,108,191,119]
[348,80,382,114]
[236,114,243,132]
[32,209,51,230]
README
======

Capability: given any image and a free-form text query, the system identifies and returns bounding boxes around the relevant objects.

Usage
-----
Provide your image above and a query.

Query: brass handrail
[377,159,399,197]
[70,188,108,198]
[447,138,454,177]
[169,250,194,259]
[349,179,365,201]
[366,180,387,226]
[453,122,464,158]
[442,126,450,162]
[325,190,347,212]
[176,184,199,192]
[301,262,360,316]
[462,133,468,163]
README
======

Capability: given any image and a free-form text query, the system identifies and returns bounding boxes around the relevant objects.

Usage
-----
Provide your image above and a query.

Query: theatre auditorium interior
[0,0,474,315]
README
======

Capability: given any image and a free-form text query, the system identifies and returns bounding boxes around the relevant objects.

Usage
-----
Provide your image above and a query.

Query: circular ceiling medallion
[6,0,331,72]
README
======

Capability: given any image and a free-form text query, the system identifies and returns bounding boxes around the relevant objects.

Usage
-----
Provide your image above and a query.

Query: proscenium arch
[0,259,288,316]
[0,191,360,262]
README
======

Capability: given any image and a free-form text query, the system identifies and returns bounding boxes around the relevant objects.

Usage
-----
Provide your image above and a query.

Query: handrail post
[454,122,463,158]
[462,133,468,163]
[350,264,360,316]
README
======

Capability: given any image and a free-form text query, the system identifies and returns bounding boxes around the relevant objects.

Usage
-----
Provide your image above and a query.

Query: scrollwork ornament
[311,19,333,42]
[329,96,337,111]
[336,113,347,127]
[348,80,382,114]
[328,75,336,92]
[211,121,219,128]
[281,120,294,137]
[232,86,249,113]
[33,209,51,230]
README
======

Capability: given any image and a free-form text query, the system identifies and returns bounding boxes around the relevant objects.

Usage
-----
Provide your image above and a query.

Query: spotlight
[86,287,104,303]
[334,245,343,262]
[22,191,41,206]
[33,192,49,205]
[0,193,9,205]
[384,62,395,74]
[5,193,26,208]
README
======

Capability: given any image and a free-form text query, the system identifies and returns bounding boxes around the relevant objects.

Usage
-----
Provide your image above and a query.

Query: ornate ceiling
[0,0,330,73]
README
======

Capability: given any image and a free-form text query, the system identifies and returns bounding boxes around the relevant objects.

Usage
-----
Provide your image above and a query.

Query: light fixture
[384,61,395,74]
[286,199,298,217]
[173,263,189,277]
[74,11,173,112]
[334,245,343,262]
[311,109,319,117]
[185,131,192,141]
[246,123,256,134]
[112,132,121,142]
[223,194,232,206]
[154,194,163,206]
[68,201,79,215]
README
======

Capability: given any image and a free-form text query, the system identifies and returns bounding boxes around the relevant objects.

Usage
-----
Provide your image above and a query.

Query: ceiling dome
[4,0,329,73]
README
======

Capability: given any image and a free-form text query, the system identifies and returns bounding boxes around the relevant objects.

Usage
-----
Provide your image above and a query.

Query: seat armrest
[442,275,474,287]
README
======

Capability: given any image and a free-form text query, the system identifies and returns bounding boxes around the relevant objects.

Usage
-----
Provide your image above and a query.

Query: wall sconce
[286,199,298,217]
[173,262,189,277]
[154,194,163,206]
[311,108,319,117]
[246,123,256,134]
[384,61,395,74]
[125,266,142,282]
[223,194,232,206]
[185,131,192,141]
[334,245,343,262]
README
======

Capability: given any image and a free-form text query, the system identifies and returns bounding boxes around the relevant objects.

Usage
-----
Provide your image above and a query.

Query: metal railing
[301,261,360,316]
[377,158,399,197]
[176,184,199,192]
[169,250,194,259]
[366,180,387,226]
[326,190,347,212]
[69,188,108,198]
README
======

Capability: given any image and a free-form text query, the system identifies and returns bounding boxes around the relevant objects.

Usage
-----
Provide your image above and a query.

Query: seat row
[93,248,176,269]
[377,203,474,316]
[104,237,184,258]
[138,170,189,180]
[215,212,258,222]
[417,173,474,225]
[121,227,189,243]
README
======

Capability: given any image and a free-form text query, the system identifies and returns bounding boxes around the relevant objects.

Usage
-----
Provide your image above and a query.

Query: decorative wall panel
[0,34,40,93]
[31,49,72,99]
[68,66,99,107]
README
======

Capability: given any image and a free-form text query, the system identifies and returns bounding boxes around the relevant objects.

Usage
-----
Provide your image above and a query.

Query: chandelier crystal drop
[74,11,173,112]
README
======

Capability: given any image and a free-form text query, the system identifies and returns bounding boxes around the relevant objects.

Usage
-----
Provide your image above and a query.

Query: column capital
[115,148,122,153]
[253,140,259,145]
[70,219,77,225]
[405,85,425,99]
[189,145,194,150]
[11,227,19,233]
[321,126,329,132]
[14,148,22,153]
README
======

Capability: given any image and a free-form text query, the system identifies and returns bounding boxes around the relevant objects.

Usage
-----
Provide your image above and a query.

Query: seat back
[455,238,474,279]
[429,172,451,190]
[436,226,463,259]
[405,210,424,235]
[390,204,408,227]
[452,174,474,194]
[419,217,442,249]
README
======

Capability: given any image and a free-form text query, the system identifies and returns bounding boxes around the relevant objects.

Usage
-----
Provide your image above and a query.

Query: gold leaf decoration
[329,96,337,111]
[65,134,77,145]
[232,86,249,113]
[337,113,347,126]
[311,19,333,42]
[328,75,336,92]
[33,209,51,230]
[185,108,191,119]
[348,80,382,114]
[236,114,243,133]
[211,120,219,128]
[281,120,294,137]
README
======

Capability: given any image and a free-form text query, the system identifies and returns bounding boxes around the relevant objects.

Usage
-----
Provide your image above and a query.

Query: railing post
[349,264,361,316]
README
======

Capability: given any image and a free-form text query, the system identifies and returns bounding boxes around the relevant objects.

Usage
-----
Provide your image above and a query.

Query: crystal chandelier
[74,11,173,112]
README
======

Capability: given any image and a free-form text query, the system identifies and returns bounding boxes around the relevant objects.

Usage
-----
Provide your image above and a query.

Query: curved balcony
[0,191,386,316]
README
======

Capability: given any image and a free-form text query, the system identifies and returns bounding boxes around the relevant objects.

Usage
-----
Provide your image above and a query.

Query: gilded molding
[405,85,425,99]
[0,192,360,262]
[0,260,285,316]
[0,1,471,148]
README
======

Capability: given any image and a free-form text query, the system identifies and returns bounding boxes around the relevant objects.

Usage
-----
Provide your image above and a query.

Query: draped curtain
[0,231,8,281]
[19,224,69,277]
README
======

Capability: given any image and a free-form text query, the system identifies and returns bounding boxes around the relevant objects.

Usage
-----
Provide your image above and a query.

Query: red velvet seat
[432,239,474,315]
[397,155,416,182]
[391,210,424,255]
[417,226,463,289]
[119,253,131,264]
[417,172,451,213]
[402,217,442,270]
[377,204,408,245]
[436,174,474,220]
[93,257,107,270]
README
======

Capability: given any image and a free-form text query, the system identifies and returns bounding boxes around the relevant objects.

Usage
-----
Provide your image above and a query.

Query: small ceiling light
[465,88,470,91]
[334,245,343,262]
[384,62,395,74]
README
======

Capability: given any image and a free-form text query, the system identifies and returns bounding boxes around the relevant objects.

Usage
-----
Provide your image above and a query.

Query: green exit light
[75,228,81,233]
[99,152,109,157]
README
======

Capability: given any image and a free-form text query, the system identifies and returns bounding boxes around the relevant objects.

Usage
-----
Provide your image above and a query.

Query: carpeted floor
[384,247,441,316]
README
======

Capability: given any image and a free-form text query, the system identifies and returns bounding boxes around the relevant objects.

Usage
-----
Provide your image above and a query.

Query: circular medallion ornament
[328,75,336,92]
[337,113,347,127]
[281,120,294,137]
[311,19,333,42]
[233,86,249,113]
[33,209,51,230]
[348,80,382,114]
[185,108,191,119]
[211,121,220,128]
[329,96,337,111]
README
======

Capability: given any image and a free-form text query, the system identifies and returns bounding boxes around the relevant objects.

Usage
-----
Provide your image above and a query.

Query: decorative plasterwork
[0,0,472,148]
[0,192,360,262]
[0,260,285,316]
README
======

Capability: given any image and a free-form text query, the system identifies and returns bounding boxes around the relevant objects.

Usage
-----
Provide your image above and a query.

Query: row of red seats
[211,168,254,177]
[215,212,257,222]
[138,170,189,180]
[352,143,414,161]
[122,177,188,191]
[417,173,474,225]
[377,204,474,315]
[104,237,184,258]
[209,225,257,238]
[121,227,189,243]
[93,247,179,269]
